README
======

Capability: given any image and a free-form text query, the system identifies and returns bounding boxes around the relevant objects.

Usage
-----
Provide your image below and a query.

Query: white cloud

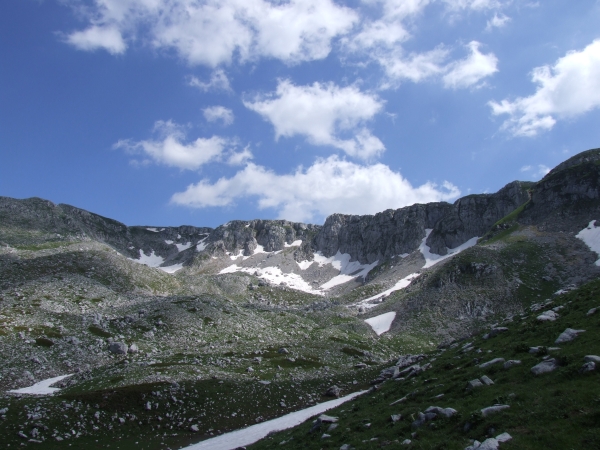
[65,0,358,66]
[442,41,498,88]
[171,156,460,222]
[485,12,511,30]
[441,0,503,11]
[377,47,449,84]
[187,70,232,92]
[227,147,254,166]
[244,80,385,159]
[520,164,550,179]
[65,25,126,54]
[489,39,600,136]
[114,120,231,170]
[203,106,234,126]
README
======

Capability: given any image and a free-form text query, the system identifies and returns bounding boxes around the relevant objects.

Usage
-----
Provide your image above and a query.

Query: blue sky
[1,0,600,227]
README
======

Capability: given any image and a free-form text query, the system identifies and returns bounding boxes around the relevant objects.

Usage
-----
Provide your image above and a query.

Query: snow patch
[315,252,378,290]
[419,230,479,269]
[230,249,244,260]
[196,238,208,252]
[576,220,600,265]
[365,312,396,335]
[182,390,366,450]
[165,240,174,245]
[146,227,163,233]
[131,249,164,267]
[176,242,192,252]
[219,265,321,295]
[8,374,73,396]
[354,273,420,309]
[159,264,184,274]
[297,260,313,270]
[284,240,302,247]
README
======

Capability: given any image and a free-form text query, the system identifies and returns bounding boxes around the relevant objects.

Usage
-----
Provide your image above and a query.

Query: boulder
[503,360,521,369]
[531,359,558,375]
[584,355,600,364]
[479,358,505,369]
[108,342,127,355]
[467,379,484,389]
[424,406,457,418]
[481,405,510,417]
[580,361,596,373]
[128,343,139,354]
[555,328,585,344]
[325,385,341,398]
[537,310,559,321]
[480,375,494,386]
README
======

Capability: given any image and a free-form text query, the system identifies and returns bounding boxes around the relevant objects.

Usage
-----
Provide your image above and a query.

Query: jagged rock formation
[520,148,600,232]
[314,181,531,263]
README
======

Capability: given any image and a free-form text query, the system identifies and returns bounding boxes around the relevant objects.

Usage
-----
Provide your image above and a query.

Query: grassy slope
[249,278,600,450]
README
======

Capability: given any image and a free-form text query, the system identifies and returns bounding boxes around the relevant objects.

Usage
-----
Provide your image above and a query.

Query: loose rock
[531,358,558,375]
[555,328,585,344]
[481,405,510,417]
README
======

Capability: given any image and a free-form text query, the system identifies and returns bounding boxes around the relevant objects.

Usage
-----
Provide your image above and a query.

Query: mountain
[0,148,599,449]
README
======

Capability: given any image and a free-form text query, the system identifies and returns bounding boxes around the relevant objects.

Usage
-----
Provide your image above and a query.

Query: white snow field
[131,249,164,267]
[576,220,600,265]
[8,374,73,396]
[220,265,322,295]
[364,311,396,335]
[220,249,377,295]
[175,242,193,252]
[183,390,366,450]
[196,238,208,252]
[159,263,184,274]
[353,273,420,309]
[284,240,302,247]
[315,251,378,290]
[145,227,164,232]
[419,229,479,269]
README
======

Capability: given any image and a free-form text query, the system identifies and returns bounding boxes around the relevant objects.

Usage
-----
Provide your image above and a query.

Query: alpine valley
[1,148,600,450]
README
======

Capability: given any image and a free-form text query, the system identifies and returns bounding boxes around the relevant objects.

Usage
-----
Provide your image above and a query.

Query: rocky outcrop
[313,181,530,264]
[520,148,600,232]
[203,219,320,257]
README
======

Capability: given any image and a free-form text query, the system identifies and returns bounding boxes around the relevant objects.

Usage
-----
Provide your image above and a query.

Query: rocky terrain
[0,148,599,449]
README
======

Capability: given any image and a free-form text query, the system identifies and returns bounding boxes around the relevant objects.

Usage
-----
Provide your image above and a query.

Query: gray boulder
[325,385,341,398]
[537,310,559,321]
[503,360,521,369]
[481,405,510,417]
[555,328,585,344]
[108,342,128,355]
[479,358,505,369]
[467,379,484,389]
[128,343,139,354]
[580,361,596,373]
[480,375,494,386]
[531,358,558,375]
[424,406,457,418]
[584,355,600,364]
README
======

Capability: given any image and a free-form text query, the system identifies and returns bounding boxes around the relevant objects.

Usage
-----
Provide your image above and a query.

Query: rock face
[313,181,530,263]
[520,148,600,232]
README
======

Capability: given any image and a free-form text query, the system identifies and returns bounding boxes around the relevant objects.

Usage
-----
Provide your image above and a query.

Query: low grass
[249,278,600,450]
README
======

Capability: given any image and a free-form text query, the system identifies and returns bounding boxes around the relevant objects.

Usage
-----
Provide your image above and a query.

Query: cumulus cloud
[203,106,234,126]
[114,120,232,170]
[171,156,460,222]
[441,0,503,11]
[489,39,600,136]
[244,80,385,159]
[65,0,357,66]
[442,41,498,88]
[521,164,550,179]
[485,12,511,30]
[65,25,126,54]
[187,70,232,92]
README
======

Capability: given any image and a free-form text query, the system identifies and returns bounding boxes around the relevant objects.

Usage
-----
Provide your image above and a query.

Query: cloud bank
[171,156,460,222]
[489,39,600,136]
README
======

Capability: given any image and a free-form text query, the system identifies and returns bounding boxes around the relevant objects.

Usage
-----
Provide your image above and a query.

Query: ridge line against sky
[1,0,600,226]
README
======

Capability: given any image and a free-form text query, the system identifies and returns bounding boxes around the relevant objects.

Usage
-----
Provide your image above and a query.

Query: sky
[1,0,600,228]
